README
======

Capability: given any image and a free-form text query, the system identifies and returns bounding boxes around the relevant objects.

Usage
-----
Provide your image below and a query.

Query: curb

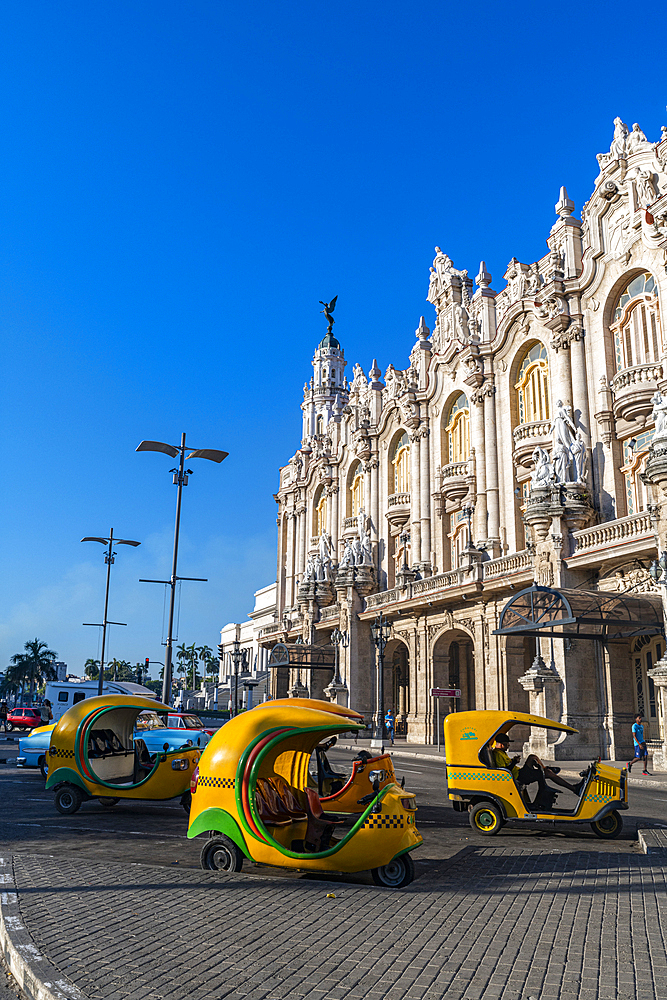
[0,856,88,1000]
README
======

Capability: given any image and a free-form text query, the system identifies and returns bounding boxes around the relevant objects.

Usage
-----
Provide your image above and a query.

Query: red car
[6,707,43,732]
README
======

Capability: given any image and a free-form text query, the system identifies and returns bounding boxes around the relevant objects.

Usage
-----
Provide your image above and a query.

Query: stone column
[470,389,487,542]
[410,430,421,563]
[550,333,573,408]
[370,456,380,571]
[518,650,562,758]
[364,462,372,530]
[647,660,667,771]
[285,511,296,607]
[419,424,431,572]
[483,383,500,552]
[330,484,339,554]
[297,505,307,579]
[569,326,591,445]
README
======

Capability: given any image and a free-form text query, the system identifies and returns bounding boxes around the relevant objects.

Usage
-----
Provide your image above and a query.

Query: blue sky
[1,1,665,674]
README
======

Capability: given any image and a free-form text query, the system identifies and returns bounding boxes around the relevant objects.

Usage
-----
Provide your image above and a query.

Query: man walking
[628,713,650,775]
[384,709,395,746]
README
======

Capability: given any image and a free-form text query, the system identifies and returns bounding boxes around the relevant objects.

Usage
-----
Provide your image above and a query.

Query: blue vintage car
[17,710,210,778]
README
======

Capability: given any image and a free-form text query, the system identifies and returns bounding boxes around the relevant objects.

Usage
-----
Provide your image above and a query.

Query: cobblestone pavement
[0,961,24,1000]
[9,848,667,1000]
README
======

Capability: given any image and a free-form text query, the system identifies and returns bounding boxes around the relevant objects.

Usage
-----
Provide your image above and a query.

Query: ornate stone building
[260,117,667,763]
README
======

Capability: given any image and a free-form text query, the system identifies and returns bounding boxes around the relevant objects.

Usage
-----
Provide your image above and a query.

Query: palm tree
[197,645,213,683]
[176,643,189,688]
[11,639,57,705]
[187,642,198,690]
[84,659,100,680]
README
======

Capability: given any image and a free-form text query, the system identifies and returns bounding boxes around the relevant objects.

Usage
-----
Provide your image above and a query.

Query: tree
[176,643,189,686]
[197,645,213,683]
[11,639,57,705]
[84,659,100,680]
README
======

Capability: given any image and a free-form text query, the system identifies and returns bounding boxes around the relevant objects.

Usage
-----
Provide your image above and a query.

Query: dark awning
[267,642,336,670]
[493,585,664,641]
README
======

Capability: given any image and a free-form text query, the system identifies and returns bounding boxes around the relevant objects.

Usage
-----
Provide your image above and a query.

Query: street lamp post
[370,613,392,751]
[229,637,249,717]
[82,529,141,696]
[136,432,227,706]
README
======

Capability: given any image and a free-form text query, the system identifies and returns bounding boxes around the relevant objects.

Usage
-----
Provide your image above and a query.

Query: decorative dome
[318,332,341,350]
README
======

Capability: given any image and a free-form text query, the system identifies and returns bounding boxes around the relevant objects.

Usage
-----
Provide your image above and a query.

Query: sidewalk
[2,846,667,1000]
[338,738,667,790]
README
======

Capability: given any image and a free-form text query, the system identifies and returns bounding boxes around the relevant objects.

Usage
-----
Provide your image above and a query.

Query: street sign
[430,687,461,698]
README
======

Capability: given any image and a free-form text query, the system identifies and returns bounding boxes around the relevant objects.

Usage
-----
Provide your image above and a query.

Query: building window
[515,343,550,425]
[392,432,410,494]
[621,429,653,515]
[612,273,661,371]
[316,492,328,536]
[633,635,663,740]
[445,393,470,463]
[350,463,364,516]
[448,509,469,568]
[316,415,324,436]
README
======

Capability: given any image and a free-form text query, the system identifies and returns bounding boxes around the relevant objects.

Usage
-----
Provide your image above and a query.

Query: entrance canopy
[494,585,664,641]
[267,642,336,670]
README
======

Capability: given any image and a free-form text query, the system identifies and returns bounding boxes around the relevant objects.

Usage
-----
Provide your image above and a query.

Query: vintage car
[445,709,628,838]
[187,698,422,887]
[17,724,56,778]
[136,710,211,751]
[45,695,201,815]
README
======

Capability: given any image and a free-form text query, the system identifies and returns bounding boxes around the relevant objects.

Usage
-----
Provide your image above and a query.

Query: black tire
[200,836,244,873]
[469,801,504,836]
[54,785,83,815]
[5,722,13,732]
[181,790,192,815]
[99,797,119,808]
[371,853,415,888]
[590,811,623,839]
[39,757,48,780]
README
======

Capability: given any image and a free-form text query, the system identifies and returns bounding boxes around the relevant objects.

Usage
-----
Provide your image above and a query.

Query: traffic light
[145,658,150,669]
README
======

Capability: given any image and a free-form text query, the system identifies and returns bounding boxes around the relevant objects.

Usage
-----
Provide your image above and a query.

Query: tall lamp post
[229,637,250,717]
[136,432,227,706]
[370,613,392,751]
[82,530,141,696]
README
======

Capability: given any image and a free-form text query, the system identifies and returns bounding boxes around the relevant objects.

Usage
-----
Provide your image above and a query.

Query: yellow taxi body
[445,710,628,833]
[45,695,200,803]
[187,698,422,874]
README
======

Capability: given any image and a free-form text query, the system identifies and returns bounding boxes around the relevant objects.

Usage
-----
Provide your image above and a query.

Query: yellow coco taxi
[445,710,628,839]
[187,698,422,887]
[45,695,201,815]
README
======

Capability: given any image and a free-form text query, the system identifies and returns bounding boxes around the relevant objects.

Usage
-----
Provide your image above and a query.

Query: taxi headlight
[401,796,417,810]
[171,758,189,770]
[369,769,386,783]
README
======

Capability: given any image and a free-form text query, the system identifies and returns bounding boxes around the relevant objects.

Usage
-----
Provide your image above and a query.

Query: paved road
[1,741,666,876]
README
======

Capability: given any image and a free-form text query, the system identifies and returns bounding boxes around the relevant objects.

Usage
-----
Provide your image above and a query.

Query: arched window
[612,272,661,371]
[316,491,328,536]
[445,393,470,463]
[316,414,324,436]
[350,462,365,516]
[391,432,410,494]
[448,509,469,568]
[515,343,550,424]
[621,428,653,515]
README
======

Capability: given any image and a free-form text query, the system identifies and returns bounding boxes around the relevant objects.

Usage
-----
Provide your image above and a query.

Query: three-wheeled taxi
[187,698,422,887]
[445,710,628,838]
[45,695,201,815]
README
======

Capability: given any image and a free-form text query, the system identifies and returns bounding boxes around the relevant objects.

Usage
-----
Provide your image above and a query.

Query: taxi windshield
[135,711,163,731]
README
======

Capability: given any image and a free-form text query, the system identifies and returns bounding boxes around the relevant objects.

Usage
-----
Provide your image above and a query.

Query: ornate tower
[301,307,348,441]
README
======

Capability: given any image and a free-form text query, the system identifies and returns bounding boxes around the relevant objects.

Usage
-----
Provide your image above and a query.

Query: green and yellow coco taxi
[45,695,200,814]
[187,698,422,887]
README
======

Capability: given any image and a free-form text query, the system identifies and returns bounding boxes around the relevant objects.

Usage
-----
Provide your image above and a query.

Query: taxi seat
[133,738,155,781]
[480,744,496,769]
[255,778,293,826]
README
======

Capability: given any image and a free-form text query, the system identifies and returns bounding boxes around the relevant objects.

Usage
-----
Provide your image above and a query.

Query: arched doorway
[431,629,475,736]
[384,637,410,737]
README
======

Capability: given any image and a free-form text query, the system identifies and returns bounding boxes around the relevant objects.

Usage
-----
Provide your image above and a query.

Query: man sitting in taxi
[492,734,582,801]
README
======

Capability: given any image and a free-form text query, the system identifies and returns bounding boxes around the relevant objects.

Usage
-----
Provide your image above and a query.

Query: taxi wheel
[99,797,119,808]
[54,785,83,815]
[181,791,192,815]
[371,854,415,888]
[39,757,48,780]
[469,801,504,836]
[590,811,623,839]
[200,836,244,873]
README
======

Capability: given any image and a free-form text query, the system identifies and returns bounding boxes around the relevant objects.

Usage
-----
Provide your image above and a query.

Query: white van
[45,680,158,722]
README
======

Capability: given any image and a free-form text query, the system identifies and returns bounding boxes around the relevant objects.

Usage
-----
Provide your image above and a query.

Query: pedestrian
[628,713,650,775]
[384,708,395,745]
[0,701,7,733]
[40,699,53,725]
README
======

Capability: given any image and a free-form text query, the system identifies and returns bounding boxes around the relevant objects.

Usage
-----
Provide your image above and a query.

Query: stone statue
[356,509,373,566]
[303,555,315,583]
[452,302,469,341]
[637,169,658,206]
[313,553,324,582]
[427,266,439,305]
[319,296,338,335]
[351,363,366,390]
[570,430,588,484]
[652,391,667,440]
[351,536,363,566]
[530,447,555,488]
[628,123,649,149]
[339,540,354,568]
[551,399,577,483]
[552,441,570,484]
[319,529,332,565]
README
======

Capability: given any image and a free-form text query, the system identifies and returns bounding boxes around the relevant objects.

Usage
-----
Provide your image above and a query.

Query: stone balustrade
[571,512,654,553]
[259,623,283,638]
[343,517,356,530]
[309,535,320,549]
[483,549,533,579]
[365,588,402,609]
[387,492,411,508]
[413,570,465,594]
[611,362,663,392]
[441,461,469,480]
[512,420,551,445]
[319,604,340,621]
[610,362,662,423]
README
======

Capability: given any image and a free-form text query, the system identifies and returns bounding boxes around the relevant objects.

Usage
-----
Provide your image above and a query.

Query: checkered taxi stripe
[363,814,404,829]
[586,780,616,804]
[197,776,235,789]
[447,770,512,783]
[49,747,75,759]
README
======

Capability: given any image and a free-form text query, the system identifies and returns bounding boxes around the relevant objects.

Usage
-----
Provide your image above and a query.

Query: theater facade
[258,117,667,763]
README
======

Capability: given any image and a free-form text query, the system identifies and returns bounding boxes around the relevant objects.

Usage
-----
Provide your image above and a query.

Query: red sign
[430,687,461,698]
